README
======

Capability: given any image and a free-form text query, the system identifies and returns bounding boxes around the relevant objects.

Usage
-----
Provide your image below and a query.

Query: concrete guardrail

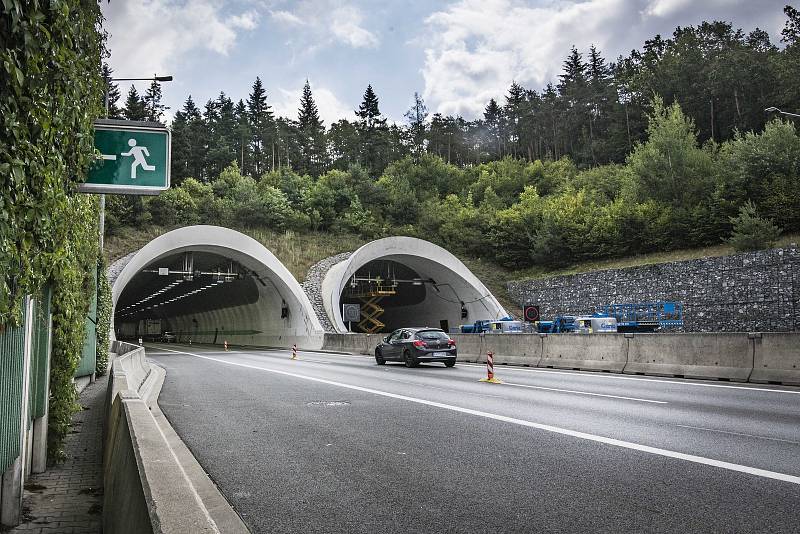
[104,342,248,533]
[749,333,800,386]
[624,333,753,381]
[541,334,626,372]
[320,332,800,385]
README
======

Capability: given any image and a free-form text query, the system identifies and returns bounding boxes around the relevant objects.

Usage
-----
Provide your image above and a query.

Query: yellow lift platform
[347,280,396,334]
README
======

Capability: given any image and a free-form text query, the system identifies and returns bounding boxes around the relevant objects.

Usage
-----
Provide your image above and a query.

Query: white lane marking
[380,376,504,398]
[155,347,800,485]
[503,381,667,404]
[457,363,800,395]
[675,425,800,445]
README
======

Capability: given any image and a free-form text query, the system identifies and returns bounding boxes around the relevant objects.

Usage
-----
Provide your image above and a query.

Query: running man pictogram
[120,138,156,179]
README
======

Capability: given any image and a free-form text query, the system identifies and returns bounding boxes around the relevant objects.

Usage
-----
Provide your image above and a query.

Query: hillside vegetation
[105,7,800,314]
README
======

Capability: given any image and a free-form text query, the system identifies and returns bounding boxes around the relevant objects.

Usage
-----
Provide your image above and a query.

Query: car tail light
[447,339,456,347]
[413,340,427,348]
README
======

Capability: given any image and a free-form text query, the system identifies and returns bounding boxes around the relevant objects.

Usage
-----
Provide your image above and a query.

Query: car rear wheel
[444,359,456,368]
[375,349,385,365]
[404,350,417,368]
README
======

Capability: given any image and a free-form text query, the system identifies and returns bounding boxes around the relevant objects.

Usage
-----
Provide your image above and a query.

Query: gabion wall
[507,245,800,332]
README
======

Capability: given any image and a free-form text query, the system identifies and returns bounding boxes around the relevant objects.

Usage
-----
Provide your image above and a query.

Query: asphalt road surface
[147,343,800,533]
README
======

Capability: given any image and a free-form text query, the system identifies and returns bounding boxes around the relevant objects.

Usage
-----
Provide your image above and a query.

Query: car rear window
[416,330,449,341]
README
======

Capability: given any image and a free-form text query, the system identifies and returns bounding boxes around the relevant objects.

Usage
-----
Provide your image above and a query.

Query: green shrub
[727,201,781,251]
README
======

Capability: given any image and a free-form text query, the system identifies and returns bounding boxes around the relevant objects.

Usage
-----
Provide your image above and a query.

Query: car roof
[402,327,445,332]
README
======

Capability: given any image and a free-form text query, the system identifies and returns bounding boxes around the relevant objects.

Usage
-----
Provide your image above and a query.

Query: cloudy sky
[102,0,789,124]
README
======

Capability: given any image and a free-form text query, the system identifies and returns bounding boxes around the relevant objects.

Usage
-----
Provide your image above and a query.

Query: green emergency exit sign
[78,119,171,195]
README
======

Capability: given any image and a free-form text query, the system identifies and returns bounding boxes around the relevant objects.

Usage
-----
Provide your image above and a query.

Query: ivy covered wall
[1,1,106,460]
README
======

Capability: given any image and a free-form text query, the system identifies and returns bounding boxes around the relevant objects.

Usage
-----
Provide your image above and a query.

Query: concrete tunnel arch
[322,236,509,334]
[112,225,324,349]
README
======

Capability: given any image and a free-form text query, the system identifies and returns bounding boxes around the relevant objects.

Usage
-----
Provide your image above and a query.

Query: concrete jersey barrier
[451,334,542,366]
[319,331,800,386]
[540,334,627,372]
[624,333,752,381]
[104,342,246,534]
[750,333,800,385]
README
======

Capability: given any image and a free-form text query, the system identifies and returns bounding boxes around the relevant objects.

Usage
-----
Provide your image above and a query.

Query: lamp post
[105,75,173,117]
[100,74,173,249]
[764,106,800,119]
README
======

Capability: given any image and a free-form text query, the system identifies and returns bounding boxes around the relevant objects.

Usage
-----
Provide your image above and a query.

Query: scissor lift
[347,277,397,334]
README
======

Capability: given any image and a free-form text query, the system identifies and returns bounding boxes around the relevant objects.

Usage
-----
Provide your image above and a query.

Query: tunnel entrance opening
[324,237,508,335]
[339,259,464,334]
[114,251,262,342]
[111,225,324,349]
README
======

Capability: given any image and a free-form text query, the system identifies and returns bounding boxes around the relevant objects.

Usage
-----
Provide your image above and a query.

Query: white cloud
[270,9,304,25]
[229,10,260,30]
[330,5,379,48]
[269,2,379,49]
[273,84,353,125]
[422,0,786,119]
[103,0,257,76]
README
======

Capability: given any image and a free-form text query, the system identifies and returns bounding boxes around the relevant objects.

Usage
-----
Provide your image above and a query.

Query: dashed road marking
[503,381,667,404]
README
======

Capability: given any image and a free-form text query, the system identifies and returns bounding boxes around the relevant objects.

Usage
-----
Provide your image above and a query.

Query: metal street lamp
[105,75,173,117]
[765,106,800,119]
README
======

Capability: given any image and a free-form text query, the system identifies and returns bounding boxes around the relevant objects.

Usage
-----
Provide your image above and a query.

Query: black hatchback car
[375,328,457,368]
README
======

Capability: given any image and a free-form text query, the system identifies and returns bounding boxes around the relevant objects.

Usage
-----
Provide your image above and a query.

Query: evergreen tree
[205,92,237,178]
[483,98,503,160]
[504,82,525,158]
[143,80,168,122]
[297,80,327,176]
[404,92,428,159]
[355,84,390,175]
[122,86,147,121]
[102,63,122,118]
[558,46,589,163]
[233,99,252,174]
[247,77,276,175]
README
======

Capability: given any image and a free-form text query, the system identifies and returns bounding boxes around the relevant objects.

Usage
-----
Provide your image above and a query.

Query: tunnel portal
[323,237,508,334]
[111,225,324,349]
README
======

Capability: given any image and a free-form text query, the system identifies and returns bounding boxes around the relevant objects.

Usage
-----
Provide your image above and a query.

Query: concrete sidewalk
[7,375,106,534]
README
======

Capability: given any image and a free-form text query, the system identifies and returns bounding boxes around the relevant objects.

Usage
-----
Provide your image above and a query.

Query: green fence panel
[75,271,97,378]
[0,304,28,473]
[29,288,52,420]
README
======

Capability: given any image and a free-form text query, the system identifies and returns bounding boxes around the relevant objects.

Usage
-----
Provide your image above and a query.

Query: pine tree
[205,92,237,178]
[355,84,389,175]
[102,63,122,118]
[247,77,276,175]
[233,99,252,174]
[122,86,147,121]
[558,46,590,163]
[404,92,428,159]
[143,80,168,122]
[504,82,525,158]
[483,98,503,159]
[297,80,327,176]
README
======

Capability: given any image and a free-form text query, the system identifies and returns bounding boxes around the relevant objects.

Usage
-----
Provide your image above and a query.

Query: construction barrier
[540,333,627,372]
[750,333,800,386]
